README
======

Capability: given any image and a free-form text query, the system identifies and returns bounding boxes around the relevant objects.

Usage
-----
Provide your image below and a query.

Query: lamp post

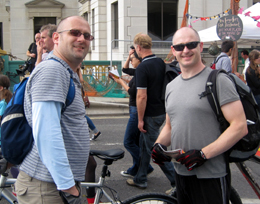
[230,0,240,73]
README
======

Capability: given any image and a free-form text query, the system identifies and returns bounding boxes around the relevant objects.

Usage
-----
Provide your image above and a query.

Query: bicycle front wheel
[229,186,242,204]
[122,192,177,204]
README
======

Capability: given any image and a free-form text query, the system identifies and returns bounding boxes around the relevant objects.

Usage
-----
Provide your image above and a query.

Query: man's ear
[52,32,59,44]
[171,46,175,57]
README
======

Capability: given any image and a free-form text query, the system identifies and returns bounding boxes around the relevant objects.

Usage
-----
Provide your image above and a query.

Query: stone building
[0,0,258,62]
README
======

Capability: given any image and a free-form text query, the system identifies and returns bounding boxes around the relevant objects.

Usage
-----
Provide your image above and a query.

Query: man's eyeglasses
[58,29,94,41]
[172,41,200,51]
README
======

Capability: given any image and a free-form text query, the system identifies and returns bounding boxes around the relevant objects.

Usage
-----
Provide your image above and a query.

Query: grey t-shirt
[20,54,90,182]
[165,67,239,178]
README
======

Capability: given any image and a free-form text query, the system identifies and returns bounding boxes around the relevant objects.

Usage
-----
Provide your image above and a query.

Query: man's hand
[176,149,207,171]
[59,182,81,204]
[151,143,171,166]
[138,120,147,133]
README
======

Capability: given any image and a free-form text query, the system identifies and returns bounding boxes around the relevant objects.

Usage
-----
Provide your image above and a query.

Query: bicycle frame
[0,173,17,203]
[235,156,260,199]
[81,156,123,204]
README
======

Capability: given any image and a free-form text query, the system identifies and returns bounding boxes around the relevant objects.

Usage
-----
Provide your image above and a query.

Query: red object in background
[256,148,260,157]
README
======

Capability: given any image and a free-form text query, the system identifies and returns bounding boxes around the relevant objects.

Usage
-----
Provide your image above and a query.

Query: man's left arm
[177,100,248,171]
[136,88,147,133]
[201,100,247,159]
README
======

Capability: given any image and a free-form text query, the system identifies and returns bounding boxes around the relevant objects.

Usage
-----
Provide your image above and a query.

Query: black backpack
[161,61,181,100]
[1,58,75,165]
[201,69,260,162]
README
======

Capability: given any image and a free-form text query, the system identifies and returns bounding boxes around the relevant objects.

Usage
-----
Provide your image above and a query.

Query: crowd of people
[0,14,258,204]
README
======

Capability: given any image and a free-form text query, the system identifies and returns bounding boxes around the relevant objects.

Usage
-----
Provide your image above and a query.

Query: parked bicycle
[1,148,259,203]
[0,148,177,204]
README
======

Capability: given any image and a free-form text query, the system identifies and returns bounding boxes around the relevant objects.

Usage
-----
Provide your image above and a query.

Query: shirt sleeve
[32,101,75,190]
[136,66,147,89]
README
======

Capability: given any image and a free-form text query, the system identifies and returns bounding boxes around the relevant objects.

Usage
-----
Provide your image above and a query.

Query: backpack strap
[213,55,228,66]
[200,69,232,169]
[47,58,75,112]
[200,69,229,132]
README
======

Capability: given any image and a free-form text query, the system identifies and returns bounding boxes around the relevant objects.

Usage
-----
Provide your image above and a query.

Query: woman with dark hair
[246,49,260,105]
[112,47,154,178]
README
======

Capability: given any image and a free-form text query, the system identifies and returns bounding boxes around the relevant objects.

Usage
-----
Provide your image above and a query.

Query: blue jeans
[85,115,96,131]
[134,114,175,186]
[124,106,153,175]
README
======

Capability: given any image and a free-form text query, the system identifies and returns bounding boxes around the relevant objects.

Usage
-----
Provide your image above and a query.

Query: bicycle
[229,154,260,204]
[0,148,177,204]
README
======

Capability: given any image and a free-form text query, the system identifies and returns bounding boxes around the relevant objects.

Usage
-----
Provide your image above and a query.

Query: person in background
[126,33,176,190]
[241,49,249,80]
[35,24,57,66]
[215,40,234,73]
[76,63,99,203]
[112,47,154,178]
[0,75,19,178]
[245,50,260,106]
[26,33,41,71]
[154,27,247,204]
[76,63,101,141]
[15,16,93,203]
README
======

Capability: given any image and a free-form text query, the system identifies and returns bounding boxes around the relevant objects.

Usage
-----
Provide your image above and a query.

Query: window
[111,1,118,48]
[83,12,88,21]
[34,17,56,36]
[148,0,178,41]
[92,9,95,50]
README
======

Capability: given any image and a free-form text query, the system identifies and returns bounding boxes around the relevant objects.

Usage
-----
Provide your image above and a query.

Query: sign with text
[216,15,243,41]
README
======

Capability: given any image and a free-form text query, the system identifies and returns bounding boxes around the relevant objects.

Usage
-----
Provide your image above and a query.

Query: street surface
[0,115,259,203]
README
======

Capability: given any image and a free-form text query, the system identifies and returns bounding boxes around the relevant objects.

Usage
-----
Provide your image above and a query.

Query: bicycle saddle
[90,148,125,161]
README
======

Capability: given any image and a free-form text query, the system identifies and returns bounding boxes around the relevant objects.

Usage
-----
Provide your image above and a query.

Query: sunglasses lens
[173,45,184,51]
[186,42,199,50]
[70,30,81,37]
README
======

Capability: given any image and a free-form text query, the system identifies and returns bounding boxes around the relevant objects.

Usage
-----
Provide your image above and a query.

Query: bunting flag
[188,7,260,29]
[238,7,244,14]
[187,8,231,22]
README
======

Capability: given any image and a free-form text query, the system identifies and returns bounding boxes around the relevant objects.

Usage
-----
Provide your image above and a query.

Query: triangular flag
[244,11,251,16]
[238,7,244,14]
[257,22,260,28]
[252,16,260,21]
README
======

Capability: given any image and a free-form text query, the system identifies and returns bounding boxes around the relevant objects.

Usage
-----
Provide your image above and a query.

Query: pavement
[86,97,260,203]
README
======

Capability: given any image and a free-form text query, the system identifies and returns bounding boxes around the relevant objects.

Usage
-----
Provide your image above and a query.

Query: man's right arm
[27,43,36,58]
[35,41,44,66]
[32,101,78,196]
[136,88,147,132]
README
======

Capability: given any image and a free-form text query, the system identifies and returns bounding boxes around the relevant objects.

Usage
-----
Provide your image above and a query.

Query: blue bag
[1,59,75,165]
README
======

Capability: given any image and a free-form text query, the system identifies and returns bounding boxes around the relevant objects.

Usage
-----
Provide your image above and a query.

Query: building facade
[0,0,258,62]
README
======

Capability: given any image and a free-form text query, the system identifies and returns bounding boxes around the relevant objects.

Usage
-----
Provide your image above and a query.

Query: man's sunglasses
[172,41,200,51]
[58,29,94,41]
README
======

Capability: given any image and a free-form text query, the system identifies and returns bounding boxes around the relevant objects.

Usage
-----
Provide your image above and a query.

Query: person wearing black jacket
[112,48,154,178]
[246,49,260,106]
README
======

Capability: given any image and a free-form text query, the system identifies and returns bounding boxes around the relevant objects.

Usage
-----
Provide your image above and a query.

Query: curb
[86,97,129,116]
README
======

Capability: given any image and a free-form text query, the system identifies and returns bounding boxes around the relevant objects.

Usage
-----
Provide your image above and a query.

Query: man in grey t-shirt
[153,27,247,204]
[15,16,94,204]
